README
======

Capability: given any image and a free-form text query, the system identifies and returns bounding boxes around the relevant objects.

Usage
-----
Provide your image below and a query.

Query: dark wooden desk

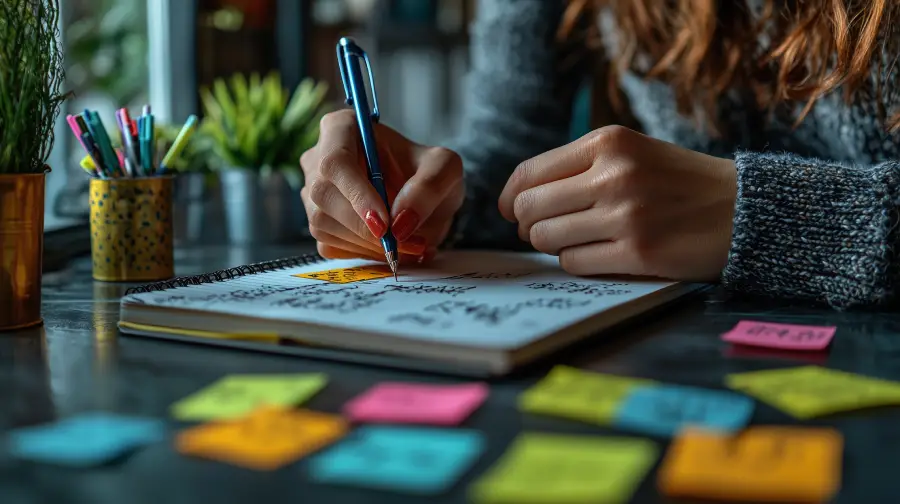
[4,243,900,503]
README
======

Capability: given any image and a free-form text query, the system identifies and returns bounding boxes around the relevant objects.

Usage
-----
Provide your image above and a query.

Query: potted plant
[0,0,68,331]
[200,72,329,244]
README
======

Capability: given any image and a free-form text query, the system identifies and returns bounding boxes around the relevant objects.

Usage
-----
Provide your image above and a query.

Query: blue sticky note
[309,426,485,494]
[8,413,167,467]
[613,385,754,438]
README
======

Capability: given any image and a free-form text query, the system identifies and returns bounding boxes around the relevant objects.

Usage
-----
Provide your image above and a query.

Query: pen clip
[336,37,381,123]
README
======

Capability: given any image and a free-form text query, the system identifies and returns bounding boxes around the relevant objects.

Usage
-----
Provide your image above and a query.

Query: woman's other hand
[300,110,465,263]
[498,126,737,281]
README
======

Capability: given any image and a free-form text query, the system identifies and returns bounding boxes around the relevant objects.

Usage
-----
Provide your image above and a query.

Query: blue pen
[337,37,399,280]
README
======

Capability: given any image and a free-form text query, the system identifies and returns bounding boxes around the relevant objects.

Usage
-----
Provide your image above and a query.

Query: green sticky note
[171,374,328,421]
[725,366,900,419]
[518,366,656,425]
[470,433,658,504]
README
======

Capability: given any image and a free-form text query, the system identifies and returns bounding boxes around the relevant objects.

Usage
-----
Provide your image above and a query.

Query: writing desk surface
[7,242,900,504]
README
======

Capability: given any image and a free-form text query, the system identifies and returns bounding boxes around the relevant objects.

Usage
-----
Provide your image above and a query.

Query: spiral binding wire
[124,254,325,295]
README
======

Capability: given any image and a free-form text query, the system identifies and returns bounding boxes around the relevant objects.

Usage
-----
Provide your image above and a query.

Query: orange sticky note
[294,266,393,284]
[658,426,843,503]
[176,407,347,470]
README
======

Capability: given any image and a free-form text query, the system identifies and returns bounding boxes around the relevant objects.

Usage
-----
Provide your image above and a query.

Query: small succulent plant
[199,72,330,182]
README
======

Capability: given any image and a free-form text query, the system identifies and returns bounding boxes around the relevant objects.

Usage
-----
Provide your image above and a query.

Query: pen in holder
[89,176,174,282]
[68,107,198,282]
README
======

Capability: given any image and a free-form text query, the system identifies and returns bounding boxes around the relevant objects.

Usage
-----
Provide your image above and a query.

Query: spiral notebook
[118,251,701,376]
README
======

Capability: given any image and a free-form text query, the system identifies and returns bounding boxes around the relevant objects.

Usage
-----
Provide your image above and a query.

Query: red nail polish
[392,209,420,242]
[399,236,426,255]
[364,210,387,238]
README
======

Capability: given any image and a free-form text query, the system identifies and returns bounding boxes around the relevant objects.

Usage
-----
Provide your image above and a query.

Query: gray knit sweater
[445,0,900,309]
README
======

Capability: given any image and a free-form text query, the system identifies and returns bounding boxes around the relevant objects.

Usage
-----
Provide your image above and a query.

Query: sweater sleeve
[442,0,590,249]
[722,151,900,308]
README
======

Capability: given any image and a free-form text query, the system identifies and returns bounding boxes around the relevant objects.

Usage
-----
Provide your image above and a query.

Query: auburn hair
[560,0,900,134]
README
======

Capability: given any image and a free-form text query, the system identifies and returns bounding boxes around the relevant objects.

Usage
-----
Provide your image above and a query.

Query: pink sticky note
[343,382,489,426]
[721,321,836,351]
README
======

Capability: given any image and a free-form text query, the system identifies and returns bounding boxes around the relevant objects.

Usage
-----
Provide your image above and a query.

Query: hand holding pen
[299,37,464,271]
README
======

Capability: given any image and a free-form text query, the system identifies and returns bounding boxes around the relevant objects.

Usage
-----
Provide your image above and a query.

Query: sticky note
[310,426,484,494]
[613,385,754,438]
[295,265,393,283]
[170,373,327,421]
[470,433,658,504]
[519,365,655,425]
[176,406,347,470]
[8,413,166,467]
[658,427,843,503]
[722,321,836,350]
[726,366,900,419]
[344,382,488,426]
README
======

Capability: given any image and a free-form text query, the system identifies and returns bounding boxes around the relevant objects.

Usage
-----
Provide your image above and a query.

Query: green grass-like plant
[0,0,68,174]
[199,72,329,181]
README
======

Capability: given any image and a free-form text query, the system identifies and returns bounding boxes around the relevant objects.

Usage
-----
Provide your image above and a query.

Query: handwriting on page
[176,407,347,470]
[658,427,842,503]
[613,385,754,437]
[726,366,900,418]
[270,285,389,313]
[382,284,476,297]
[470,433,658,504]
[519,366,656,425]
[343,382,489,426]
[721,321,836,350]
[310,426,485,495]
[525,281,634,297]
[148,284,310,305]
[388,298,592,328]
[295,265,395,283]
[442,272,533,280]
[170,374,327,421]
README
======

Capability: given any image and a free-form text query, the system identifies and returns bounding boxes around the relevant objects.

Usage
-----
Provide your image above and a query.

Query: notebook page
[122,251,677,350]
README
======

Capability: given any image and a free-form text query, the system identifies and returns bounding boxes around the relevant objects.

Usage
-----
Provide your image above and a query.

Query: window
[46,0,150,231]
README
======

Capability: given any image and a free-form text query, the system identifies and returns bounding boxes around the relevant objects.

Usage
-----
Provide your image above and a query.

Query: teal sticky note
[613,385,754,438]
[8,413,167,467]
[309,426,485,494]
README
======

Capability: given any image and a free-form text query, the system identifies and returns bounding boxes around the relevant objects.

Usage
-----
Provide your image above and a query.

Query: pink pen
[68,114,100,177]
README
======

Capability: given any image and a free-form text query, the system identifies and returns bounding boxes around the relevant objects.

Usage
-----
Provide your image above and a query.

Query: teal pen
[148,114,155,173]
[83,110,119,177]
[138,117,148,174]
[88,110,120,176]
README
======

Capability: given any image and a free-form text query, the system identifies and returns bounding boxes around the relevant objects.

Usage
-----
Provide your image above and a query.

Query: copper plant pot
[0,172,46,331]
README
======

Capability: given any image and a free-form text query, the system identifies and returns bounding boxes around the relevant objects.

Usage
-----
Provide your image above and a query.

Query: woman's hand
[300,110,465,263]
[498,125,737,281]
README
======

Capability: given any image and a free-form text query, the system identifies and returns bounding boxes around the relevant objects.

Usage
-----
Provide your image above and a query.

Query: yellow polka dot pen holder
[89,177,175,282]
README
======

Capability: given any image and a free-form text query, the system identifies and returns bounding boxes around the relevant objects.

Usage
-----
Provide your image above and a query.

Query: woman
[300,0,900,309]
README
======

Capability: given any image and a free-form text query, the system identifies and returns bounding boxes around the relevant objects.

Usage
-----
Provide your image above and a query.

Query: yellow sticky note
[518,365,656,425]
[658,427,843,503]
[170,373,327,421]
[295,265,393,283]
[725,366,900,419]
[470,433,658,504]
[176,407,348,470]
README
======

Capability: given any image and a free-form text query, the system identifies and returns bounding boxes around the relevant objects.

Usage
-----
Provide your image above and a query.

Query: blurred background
[46,0,591,250]
[47,0,477,233]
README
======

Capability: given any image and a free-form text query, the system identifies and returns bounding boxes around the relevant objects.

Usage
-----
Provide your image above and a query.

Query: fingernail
[399,235,426,255]
[392,209,420,242]
[364,210,387,238]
